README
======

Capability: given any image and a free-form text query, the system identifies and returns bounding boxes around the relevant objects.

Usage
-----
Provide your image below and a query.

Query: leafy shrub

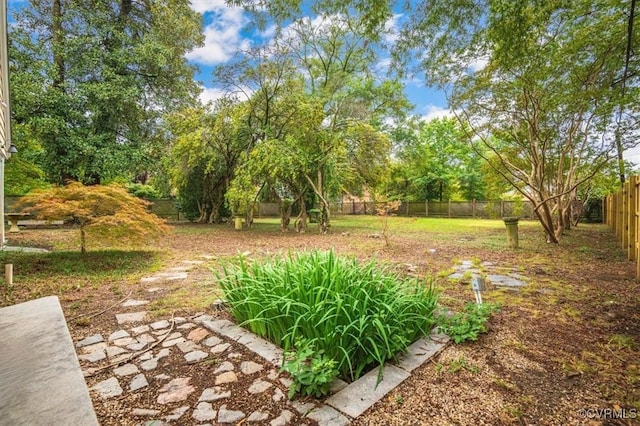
[218,250,438,394]
[125,183,161,199]
[438,302,500,343]
[18,182,169,254]
[281,338,339,398]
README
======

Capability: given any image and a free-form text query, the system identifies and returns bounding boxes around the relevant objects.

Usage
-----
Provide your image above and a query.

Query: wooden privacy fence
[605,175,640,280]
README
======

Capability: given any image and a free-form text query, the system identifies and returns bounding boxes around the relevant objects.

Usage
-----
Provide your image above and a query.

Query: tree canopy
[9,0,203,187]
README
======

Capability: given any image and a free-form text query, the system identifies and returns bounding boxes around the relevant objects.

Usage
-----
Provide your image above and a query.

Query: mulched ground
[5,219,640,425]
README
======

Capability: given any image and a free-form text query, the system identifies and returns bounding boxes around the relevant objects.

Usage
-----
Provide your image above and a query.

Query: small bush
[438,302,500,343]
[281,338,339,399]
[218,250,438,394]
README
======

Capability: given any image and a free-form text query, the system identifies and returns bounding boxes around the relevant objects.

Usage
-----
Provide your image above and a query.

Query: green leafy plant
[447,356,480,374]
[218,250,439,387]
[438,303,500,344]
[281,338,339,398]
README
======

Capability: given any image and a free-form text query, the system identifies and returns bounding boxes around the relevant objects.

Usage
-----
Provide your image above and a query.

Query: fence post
[500,200,504,218]
[628,176,636,261]
[472,199,476,218]
[448,199,451,218]
[425,200,428,218]
[623,182,629,252]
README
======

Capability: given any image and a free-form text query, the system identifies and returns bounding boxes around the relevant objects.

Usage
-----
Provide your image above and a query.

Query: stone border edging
[201,318,449,425]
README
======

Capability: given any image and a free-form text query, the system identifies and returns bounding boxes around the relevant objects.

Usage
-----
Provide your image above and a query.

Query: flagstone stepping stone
[78,348,106,363]
[247,411,270,422]
[177,322,197,330]
[162,337,186,347]
[129,374,149,391]
[187,327,209,342]
[215,371,238,385]
[150,320,170,330]
[132,408,160,417]
[138,351,153,361]
[248,379,272,394]
[157,377,195,404]
[198,387,231,402]
[125,343,145,352]
[240,361,263,375]
[76,334,104,348]
[218,405,245,423]
[81,342,107,353]
[185,350,208,364]
[192,402,217,422]
[177,340,201,353]
[106,346,128,358]
[165,406,189,421]
[130,325,150,335]
[210,343,231,354]
[213,361,234,374]
[137,333,156,344]
[91,377,123,399]
[116,312,147,324]
[272,388,285,402]
[487,274,527,287]
[291,401,315,415]
[122,299,150,307]
[193,314,214,322]
[270,410,293,426]
[306,405,350,426]
[146,286,163,292]
[108,330,130,341]
[114,363,139,377]
[202,336,223,347]
[113,337,137,346]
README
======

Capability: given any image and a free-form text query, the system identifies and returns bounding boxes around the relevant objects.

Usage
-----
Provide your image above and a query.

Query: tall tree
[10,0,203,185]
[231,0,640,243]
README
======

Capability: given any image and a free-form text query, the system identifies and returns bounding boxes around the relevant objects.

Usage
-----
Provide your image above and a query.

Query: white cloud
[469,58,488,72]
[420,105,454,122]
[383,14,403,44]
[186,3,251,65]
[189,0,228,14]
[198,85,253,106]
[198,87,227,105]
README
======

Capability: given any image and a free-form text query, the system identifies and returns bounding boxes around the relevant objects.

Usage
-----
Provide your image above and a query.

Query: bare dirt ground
[4,217,640,425]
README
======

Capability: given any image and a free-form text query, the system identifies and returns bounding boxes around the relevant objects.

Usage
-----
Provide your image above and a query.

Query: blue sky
[186,1,451,121]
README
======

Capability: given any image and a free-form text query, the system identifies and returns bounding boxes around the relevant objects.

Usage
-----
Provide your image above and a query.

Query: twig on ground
[68,289,133,322]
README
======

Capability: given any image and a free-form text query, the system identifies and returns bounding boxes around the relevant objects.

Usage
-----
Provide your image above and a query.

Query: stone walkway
[76,260,449,425]
[448,260,528,288]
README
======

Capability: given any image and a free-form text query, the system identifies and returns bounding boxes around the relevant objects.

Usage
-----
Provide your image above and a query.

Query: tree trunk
[534,201,560,244]
[52,0,64,89]
[280,198,292,232]
[295,194,308,233]
[80,224,87,254]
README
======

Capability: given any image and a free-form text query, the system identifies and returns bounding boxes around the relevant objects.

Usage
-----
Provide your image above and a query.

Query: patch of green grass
[0,250,162,306]
[446,356,480,374]
[218,250,438,388]
[493,378,517,391]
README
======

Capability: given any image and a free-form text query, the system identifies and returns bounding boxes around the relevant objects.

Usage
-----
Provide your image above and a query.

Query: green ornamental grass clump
[218,250,438,395]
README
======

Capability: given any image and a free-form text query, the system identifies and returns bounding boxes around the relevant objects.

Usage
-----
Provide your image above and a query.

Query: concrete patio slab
[0,296,98,425]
